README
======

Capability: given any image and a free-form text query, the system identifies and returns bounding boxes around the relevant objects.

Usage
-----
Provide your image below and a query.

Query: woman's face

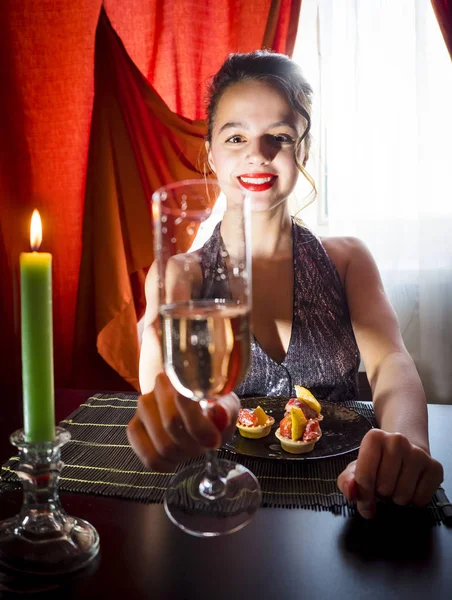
[207,80,306,212]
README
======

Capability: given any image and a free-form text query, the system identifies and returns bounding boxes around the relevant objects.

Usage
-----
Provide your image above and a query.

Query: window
[293,0,452,403]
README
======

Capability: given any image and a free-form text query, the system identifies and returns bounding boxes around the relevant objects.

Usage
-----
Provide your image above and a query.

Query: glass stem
[198,400,227,500]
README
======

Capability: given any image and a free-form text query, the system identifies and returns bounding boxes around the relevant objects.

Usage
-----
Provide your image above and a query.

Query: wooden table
[1,400,451,599]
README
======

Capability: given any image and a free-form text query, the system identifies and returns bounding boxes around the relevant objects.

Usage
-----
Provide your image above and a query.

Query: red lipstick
[237,173,277,192]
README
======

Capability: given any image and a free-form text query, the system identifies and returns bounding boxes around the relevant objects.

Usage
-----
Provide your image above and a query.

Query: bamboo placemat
[1,393,451,523]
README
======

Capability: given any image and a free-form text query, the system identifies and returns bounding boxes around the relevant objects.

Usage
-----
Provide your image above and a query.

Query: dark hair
[206,50,313,173]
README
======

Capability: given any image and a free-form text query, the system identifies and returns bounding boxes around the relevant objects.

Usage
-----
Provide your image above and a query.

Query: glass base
[0,514,99,575]
[164,459,261,537]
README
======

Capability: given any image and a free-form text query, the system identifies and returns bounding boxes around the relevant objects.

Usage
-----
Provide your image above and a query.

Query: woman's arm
[325,237,443,517]
[341,237,429,450]
[139,256,201,393]
[139,263,162,395]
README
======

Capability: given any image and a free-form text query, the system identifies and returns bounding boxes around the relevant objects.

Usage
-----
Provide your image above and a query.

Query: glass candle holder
[0,427,99,575]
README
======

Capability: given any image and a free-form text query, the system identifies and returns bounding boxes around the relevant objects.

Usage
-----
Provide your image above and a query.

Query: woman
[128,50,443,519]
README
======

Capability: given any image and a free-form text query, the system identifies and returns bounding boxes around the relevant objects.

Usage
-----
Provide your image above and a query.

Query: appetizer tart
[236,406,275,439]
[276,405,322,454]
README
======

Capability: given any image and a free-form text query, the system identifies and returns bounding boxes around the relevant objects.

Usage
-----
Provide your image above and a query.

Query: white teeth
[239,176,274,184]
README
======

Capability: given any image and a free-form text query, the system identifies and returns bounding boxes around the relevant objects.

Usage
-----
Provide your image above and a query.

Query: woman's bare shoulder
[320,236,368,283]
[321,235,368,257]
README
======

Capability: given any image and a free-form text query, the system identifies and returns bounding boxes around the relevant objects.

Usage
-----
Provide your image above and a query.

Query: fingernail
[210,404,229,432]
[351,480,359,498]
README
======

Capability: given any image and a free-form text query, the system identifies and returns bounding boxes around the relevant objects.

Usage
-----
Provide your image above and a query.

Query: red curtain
[0,1,302,401]
[105,0,302,119]
[0,2,102,406]
[431,1,452,58]
[72,11,208,390]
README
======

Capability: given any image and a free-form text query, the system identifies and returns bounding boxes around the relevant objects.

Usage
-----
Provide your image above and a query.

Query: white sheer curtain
[294,0,452,403]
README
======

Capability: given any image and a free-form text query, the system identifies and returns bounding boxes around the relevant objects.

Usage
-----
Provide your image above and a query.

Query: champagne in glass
[161,300,250,400]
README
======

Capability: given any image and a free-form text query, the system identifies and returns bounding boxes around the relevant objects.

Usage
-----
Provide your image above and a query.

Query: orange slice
[291,406,307,441]
[254,405,269,426]
[294,385,322,414]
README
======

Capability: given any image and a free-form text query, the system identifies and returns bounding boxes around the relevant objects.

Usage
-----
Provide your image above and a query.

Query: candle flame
[30,209,42,251]
[152,202,160,222]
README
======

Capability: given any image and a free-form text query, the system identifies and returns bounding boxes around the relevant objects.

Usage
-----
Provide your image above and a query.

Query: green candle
[20,210,55,442]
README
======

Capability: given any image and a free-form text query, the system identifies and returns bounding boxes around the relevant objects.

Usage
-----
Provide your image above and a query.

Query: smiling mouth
[237,175,278,192]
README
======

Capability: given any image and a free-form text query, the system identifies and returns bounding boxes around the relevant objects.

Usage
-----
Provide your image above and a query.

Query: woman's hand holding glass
[128,374,240,472]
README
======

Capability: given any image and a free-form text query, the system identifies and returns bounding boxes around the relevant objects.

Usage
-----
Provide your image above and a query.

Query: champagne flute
[151,179,261,537]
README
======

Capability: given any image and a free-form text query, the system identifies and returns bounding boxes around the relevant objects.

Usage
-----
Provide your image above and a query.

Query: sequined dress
[199,219,360,402]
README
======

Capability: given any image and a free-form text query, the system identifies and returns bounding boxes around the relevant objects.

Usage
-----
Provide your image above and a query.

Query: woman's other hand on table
[337,428,444,519]
[127,373,240,471]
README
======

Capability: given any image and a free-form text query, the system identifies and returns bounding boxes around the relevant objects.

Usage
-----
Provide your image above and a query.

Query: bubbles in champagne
[160,301,250,400]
